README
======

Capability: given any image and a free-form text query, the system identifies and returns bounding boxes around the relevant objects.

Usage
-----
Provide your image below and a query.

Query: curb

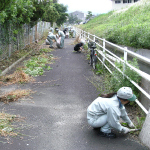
[0,50,33,76]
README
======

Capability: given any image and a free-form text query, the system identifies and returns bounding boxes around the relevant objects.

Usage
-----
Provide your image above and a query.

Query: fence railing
[0,21,50,61]
[75,27,150,115]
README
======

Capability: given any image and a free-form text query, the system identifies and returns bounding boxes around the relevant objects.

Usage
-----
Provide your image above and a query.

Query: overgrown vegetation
[93,58,141,100]
[109,58,141,98]
[0,0,68,27]
[80,0,150,49]
[23,48,54,76]
[0,0,68,61]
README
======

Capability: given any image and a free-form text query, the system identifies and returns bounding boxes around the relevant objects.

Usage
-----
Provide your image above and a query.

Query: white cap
[117,87,136,101]
[80,39,85,45]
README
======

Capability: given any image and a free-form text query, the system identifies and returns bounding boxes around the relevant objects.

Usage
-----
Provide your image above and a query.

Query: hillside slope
[80,0,150,49]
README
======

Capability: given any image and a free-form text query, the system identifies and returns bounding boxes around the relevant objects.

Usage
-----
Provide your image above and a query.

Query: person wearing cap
[47,28,56,48]
[55,28,65,49]
[87,87,136,138]
[70,27,76,38]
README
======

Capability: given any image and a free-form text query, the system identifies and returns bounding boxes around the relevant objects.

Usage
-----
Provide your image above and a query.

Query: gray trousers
[87,112,112,133]
[47,36,55,47]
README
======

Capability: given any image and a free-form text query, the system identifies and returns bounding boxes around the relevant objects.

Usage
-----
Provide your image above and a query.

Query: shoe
[99,131,116,139]
[49,46,54,48]
[93,127,101,130]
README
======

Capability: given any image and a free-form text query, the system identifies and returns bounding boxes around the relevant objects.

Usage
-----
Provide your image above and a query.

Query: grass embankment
[80,0,150,49]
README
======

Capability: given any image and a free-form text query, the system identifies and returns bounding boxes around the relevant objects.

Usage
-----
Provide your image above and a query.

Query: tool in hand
[129,129,141,132]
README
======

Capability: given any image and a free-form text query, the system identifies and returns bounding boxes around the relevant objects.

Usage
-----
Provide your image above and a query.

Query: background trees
[0,0,68,27]
[68,14,82,24]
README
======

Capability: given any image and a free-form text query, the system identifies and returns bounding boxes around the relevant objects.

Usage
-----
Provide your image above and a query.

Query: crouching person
[74,40,85,53]
[47,28,56,48]
[87,87,136,138]
[55,28,65,49]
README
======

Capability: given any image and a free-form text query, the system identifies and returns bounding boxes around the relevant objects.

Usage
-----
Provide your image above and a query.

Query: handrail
[75,27,150,115]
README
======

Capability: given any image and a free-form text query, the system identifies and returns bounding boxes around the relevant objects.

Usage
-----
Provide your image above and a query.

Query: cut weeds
[0,69,34,86]
[0,112,18,137]
[0,89,34,103]
[0,111,26,143]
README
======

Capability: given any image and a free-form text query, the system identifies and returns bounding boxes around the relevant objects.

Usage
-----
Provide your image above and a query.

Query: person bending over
[87,87,136,138]
[74,40,85,53]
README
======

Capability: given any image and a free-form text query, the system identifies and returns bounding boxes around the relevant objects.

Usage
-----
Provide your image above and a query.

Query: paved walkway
[0,38,149,150]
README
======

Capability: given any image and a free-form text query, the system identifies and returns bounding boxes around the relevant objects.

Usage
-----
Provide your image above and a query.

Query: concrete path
[0,38,149,150]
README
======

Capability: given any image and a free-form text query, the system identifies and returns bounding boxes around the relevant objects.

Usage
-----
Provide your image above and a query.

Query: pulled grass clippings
[0,69,35,86]
[0,89,34,103]
[0,112,18,137]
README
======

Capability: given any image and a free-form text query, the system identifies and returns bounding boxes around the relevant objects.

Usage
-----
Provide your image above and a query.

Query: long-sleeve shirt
[87,95,131,131]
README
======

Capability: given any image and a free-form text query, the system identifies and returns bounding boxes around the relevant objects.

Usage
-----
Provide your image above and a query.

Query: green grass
[80,0,150,49]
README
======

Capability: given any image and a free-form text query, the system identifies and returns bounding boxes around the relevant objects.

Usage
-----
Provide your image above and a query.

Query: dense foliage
[54,3,68,26]
[80,0,150,49]
[0,0,68,27]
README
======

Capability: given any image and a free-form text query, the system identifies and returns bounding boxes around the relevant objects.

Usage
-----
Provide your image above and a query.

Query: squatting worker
[55,28,65,49]
[87,87,136,138]
[47,28,56,48]
[74,40,85,53]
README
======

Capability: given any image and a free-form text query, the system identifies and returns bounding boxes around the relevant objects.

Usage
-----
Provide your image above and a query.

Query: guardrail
[75,27,150,115]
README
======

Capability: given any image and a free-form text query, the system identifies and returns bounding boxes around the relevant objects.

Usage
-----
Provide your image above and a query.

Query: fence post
[9,24,11,57]
[84,31,86,39]
[88,32,89,43]
[139,108,150,149]
[103,39,106,65]
[81,30,83,39]
[93,35,95,42]
[28,24,30,45]
[123,47,128,78]
[35,24,38,42]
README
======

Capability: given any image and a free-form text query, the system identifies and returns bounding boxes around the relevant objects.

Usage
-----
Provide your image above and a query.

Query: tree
[30,0,52,27]
[68,14,82,24]
[0,0,35,25]
[42,5,59,26]
[0,0,15,11]
[86,11,93,20]
[54,3,68,26]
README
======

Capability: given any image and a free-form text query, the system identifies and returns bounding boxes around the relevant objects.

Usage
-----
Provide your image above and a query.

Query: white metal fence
[76,27,150,115]
[0,21,50,60]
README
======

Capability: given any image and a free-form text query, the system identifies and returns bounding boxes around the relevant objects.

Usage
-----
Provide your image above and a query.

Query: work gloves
[122,127,130,134]
[122,122,135,134]
[128,122,135,128]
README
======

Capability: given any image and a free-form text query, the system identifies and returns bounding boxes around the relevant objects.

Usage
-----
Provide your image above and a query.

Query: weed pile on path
[0,70,34,85]
[0,89,33,103]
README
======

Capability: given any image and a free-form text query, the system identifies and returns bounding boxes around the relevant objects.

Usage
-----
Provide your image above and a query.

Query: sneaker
[49,46,54,48]
[99,131,116,139]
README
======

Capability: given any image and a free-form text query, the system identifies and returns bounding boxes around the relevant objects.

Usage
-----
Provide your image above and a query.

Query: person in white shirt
[87,87,136,138]
[47,28,56,48]
[55,28,65,49]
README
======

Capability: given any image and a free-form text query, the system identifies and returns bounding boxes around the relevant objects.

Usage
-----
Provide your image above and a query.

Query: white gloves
[128,122,135,128]
[122,127,130,134]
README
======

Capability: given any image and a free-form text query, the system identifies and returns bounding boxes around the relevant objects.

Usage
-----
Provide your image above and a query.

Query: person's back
[74,42,83,52]
[87,95,119,116]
